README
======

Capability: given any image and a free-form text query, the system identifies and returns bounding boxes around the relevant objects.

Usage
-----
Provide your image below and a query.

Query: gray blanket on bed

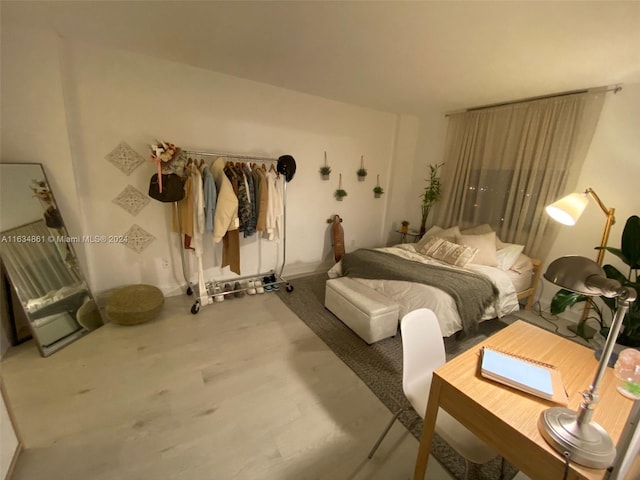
[340,248,499,334]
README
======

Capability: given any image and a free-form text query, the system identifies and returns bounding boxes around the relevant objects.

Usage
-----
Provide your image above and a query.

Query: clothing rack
[177,148,292,314]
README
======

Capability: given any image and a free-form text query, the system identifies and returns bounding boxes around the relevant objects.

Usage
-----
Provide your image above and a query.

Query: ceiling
[3,1,639,115]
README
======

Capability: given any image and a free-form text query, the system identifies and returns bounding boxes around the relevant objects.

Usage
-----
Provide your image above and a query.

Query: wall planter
[335,173,347,201]
[373,174,384,198]
[356,155,367,181]
[319,151,331,180]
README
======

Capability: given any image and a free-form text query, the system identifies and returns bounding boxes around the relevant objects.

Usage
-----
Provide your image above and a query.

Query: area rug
[276,273,518,480]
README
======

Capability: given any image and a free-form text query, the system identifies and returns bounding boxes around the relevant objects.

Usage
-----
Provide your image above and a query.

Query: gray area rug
[277,273,518,480]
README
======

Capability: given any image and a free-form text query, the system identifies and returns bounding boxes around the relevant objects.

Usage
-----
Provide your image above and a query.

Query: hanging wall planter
[356,155,367,181]
[319,151,331,180]
[335,173,347,201]
[373,174,384,198]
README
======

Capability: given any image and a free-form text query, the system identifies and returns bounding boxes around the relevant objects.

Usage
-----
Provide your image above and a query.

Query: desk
[413,321,633,480]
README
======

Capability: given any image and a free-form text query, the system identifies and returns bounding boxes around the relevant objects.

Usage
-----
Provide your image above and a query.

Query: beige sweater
[210,157,239,243]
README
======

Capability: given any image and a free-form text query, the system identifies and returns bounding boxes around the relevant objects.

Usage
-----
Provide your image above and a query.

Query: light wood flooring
[1,291,455,480]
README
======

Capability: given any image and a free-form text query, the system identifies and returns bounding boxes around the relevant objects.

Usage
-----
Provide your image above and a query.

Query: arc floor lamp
[545,188,616,333]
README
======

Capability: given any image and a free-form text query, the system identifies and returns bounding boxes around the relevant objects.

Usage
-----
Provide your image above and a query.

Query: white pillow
[461,224,511,248]
[460,224,494,235]
[420,237,478,267]
[496,243,525,271]
[416,225,460,248]
[456,232,498,267]
[510,253,534,273]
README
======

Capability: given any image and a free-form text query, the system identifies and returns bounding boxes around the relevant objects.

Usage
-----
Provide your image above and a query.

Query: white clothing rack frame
[176,149,292,314]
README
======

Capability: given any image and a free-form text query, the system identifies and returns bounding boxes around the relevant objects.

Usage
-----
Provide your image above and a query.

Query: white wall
[1,28,419,296]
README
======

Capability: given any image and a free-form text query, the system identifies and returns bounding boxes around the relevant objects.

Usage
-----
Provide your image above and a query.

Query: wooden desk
[413,320,634,480]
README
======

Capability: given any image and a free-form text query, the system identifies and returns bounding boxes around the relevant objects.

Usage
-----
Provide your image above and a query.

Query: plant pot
[336,197,343,201]
[321,174,330,181]
[374,193,381,198]
[358,175,366,182]
[401,226,408,233]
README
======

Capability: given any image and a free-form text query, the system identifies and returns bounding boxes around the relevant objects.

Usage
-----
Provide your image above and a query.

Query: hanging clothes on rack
[173,160,194,248]
[211,157,240,275]
[241,163,257,237]
[200,160,217,233]
[252,165,268,233]
[265,167,284,242]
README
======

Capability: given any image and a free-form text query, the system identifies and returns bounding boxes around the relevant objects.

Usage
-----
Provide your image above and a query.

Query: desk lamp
[546,189,616,332]
[540,255,637,468]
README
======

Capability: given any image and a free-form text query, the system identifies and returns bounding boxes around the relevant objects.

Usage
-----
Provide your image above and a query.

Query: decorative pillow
[420,237,478,267]
[456,232,499,267]
[496,243,525,271]
[510,253,534,274]
[461,224,510,248]
[460,224,494,235]
[416,225,460,248]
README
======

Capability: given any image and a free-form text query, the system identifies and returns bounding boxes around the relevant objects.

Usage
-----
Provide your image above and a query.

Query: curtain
[0,220,80,300]
[433,91,605,259]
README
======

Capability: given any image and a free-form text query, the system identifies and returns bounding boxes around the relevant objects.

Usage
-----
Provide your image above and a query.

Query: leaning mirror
[0,163,103,357]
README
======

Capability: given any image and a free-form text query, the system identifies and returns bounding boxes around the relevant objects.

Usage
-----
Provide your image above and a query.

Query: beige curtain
[433,91,605,259]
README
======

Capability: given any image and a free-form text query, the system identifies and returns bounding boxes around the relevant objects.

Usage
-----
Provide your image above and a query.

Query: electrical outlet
[161,258,170,269]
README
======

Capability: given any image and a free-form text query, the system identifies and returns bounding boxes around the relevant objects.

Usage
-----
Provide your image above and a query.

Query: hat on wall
[277,155,296,182]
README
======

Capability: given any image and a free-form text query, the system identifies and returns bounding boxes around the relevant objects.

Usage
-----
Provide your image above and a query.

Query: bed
[327,224,543,338]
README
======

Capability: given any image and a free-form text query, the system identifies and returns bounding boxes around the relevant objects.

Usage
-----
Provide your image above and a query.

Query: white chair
[368,308,500,479]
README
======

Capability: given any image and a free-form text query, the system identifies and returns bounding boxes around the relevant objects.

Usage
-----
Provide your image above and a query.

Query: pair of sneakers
[262,274,280,292]
[246,279,265,295]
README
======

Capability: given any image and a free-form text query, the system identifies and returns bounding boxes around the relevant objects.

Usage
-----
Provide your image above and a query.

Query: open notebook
[480,347,568,405]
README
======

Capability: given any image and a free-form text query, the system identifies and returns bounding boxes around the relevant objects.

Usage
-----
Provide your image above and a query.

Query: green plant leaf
[622,215,640,269]
[550,289,586,315]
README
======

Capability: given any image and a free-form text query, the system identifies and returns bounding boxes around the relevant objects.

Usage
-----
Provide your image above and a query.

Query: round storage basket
[106,284,164,326]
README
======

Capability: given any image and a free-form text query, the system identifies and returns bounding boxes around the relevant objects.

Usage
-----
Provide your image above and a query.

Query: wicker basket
[106,284,164,326]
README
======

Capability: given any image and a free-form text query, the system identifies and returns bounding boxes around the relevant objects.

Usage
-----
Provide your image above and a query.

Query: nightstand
[396,230,421,243]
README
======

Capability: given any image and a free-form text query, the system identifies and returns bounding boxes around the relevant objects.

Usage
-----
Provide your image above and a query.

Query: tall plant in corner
[419,163,443,235]
[551,215,640,347]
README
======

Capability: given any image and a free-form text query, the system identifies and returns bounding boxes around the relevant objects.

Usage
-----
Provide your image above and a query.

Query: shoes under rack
[189,271,293,314]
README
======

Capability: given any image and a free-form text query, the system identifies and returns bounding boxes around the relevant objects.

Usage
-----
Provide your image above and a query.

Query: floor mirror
[0,163,103,357]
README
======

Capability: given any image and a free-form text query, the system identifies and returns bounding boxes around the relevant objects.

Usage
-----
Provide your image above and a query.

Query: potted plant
[550,215,640,347]
[420,163,443,235]
[373,174,384,198]
[401,220,410,233]
[357,155,367,181]
[335,173,347,201]
[320,151,331,180]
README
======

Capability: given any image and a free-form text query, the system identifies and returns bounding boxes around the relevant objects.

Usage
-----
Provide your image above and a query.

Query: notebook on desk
[480,347,568,405]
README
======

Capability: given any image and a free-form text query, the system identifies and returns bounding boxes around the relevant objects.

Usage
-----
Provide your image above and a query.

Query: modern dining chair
[368,308,500,480]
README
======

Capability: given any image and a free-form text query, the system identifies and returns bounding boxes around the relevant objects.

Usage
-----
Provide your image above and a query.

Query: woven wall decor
[105,141,146,176]
[112,185,150,216]
[122,224,155,254]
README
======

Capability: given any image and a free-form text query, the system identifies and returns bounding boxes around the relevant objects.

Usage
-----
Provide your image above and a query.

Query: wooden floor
[1,291,454,480]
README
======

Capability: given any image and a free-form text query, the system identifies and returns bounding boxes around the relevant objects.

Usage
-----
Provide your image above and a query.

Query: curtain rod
[445,84,623,117]
[183,149,279,163]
